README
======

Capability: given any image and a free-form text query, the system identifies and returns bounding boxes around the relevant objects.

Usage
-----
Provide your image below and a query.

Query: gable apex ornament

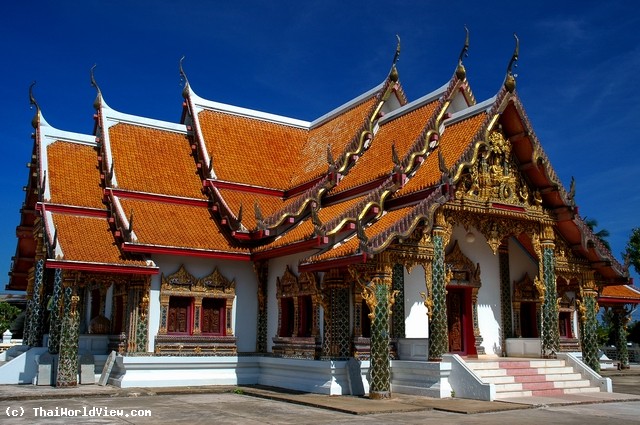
[504,33,519,92]
[456,26,470,80]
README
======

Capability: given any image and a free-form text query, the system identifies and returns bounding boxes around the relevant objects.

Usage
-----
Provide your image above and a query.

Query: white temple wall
[450,226,501,356]
[148,254,259,353]
[266,251,317,352]
[507,237,538,292]
[404,265,429,338]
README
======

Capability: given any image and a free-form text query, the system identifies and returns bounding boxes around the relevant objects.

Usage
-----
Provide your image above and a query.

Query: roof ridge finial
[504,33,519,92]
[389,34,401,82]
[456,26,470,80]
[90,64,103,110]
[179,56,190,98]
[29,81,41,128]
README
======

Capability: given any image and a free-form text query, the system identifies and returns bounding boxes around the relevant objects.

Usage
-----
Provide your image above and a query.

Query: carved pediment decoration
[161,265,235,296]
[445,240,481,288]
[276,266,319,298]
[513,272,541,302]
[162,265,197,292]
[454,129,543,211]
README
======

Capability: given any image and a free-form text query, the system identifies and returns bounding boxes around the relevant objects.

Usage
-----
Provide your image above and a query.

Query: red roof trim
[206,179,285,198]
[284,176,325,198]
[107,188,209,207]
[46,260,158,275]
[598,296,640,305]
[37,203,108,218]
[122,242,251,261]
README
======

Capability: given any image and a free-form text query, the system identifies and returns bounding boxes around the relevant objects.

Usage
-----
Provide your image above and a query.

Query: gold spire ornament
[389,35,401,82]
[29,81,40,128]
[456,26,470,80]
[504,33,519,92]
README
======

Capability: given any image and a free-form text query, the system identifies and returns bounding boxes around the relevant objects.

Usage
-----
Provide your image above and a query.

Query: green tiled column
[612,307,630,369]
[498,244,512,353]
[429,231,448,361]
[579,283,600,373]
[367,259,393,399]
[540,230,559,358]
[391,263,405,339]
[57,284,80,386]
[25,259,45,347]
[322,270,351,359]
[47,269,64,354]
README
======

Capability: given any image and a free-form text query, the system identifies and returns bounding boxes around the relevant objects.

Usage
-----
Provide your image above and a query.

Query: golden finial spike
[507,33,519,76]
[504,33,519,92]
[90,64,101,94]
[458,25,470,65]
[29,81,39,111]
[392,34,401,66]
[179,55,189,86]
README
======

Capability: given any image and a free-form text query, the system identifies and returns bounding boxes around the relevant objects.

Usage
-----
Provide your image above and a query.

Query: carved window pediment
[513,272,540,302]
[445,241,481,287]
[161,265,235,297]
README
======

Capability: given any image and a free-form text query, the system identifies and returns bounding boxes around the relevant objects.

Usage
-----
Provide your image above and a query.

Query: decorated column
[57,281,80,387]
[391,263,405,340]
[578,272,600,372]
[321,269,350,359]
[362,254,394,399]
[253,261,269,353]
[47,268,64,354]
[429,211,450,361]
[498,243,512,352]
[539,225,559,358]
[25,259,46,347]
[612,306,630,369]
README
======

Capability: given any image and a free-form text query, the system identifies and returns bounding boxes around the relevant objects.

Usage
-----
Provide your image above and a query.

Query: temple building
[4,35,636,399]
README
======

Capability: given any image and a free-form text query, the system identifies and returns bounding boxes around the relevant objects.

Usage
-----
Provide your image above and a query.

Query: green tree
[585,217,611,251]
[624,227,640,274]
[0,301,20,334]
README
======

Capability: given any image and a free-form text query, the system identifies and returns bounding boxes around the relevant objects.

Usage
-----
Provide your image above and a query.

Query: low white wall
[390,360,452,398]
[444,354,495,401]
[506,338,541,357]
[0,346,46,384]
[557,352,612,392]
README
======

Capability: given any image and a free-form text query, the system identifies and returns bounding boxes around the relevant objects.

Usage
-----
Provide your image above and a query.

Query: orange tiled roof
[198,110,307,190]
[109,123,206,199]
[600,285,640,301]
[118,197,248,253]
[215,188,286,230]
[47,141,104,209]
[334,101,439,194]
[394,112,487,197]
[52,213,147,266]
[291,96,379,187]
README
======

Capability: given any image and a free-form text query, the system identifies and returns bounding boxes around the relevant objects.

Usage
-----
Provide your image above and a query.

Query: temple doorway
[447,287,473,355]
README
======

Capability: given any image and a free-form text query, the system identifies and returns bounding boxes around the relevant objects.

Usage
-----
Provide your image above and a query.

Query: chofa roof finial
[90,64,103,109]
[389,35,401,82]
[504,33,519,92]
[456,26,470,80]
[179,56,190,98]
[29,81,40,128]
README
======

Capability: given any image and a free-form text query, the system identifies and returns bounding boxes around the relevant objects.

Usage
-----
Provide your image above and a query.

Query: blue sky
[1,1,639,290]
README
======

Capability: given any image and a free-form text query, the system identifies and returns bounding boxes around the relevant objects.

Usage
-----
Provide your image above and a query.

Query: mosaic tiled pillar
[498,244,512,353]
[367,258,393,399]
[612,307,630,369]
[540,230,559,358]
[579,283,599,372]
[391,263,405,339]
[135,285,150,353]
[429,230,448,361]
[25,259,46,347]
[48,269,64,354]
[322,270,351,359]
[254,262,269,353]
[57,284,80,387]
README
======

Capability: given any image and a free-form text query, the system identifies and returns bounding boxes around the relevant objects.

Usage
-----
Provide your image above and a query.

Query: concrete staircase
[467,359,602,399]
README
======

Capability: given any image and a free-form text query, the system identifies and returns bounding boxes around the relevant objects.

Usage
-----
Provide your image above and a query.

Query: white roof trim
[378,82,449,125]
[101,105,187,134]
[44,210,64,260]
[310,82,385,129]
[443,96,496,126]
[188,86,310,129]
